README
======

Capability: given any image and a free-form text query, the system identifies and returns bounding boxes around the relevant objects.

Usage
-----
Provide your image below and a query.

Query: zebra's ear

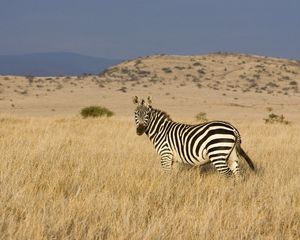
[133,96,139,105]
[147,96,152,107]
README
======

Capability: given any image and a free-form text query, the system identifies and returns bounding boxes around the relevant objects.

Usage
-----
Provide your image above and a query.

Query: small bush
[264,112,290,125]
[266,107,273,112]
[162,67,172,73]
[193,62,201,66]
[80,106,114,118]
[197,69,205,75]
[25,75,34,84]
[195,112,208,122]
[134,59,142,66]
[174,66,185,70]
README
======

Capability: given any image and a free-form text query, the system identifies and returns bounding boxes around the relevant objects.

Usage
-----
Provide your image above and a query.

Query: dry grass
[0,116,299,239]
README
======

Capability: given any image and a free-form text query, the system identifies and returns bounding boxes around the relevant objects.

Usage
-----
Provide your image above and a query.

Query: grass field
[0,116,299,239]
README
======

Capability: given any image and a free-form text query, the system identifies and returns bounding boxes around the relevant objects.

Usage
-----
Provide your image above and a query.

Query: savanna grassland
[0,53,300,239]
[0,116,299,239]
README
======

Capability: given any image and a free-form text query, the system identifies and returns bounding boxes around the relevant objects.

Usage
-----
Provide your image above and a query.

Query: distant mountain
[0,52,122,76]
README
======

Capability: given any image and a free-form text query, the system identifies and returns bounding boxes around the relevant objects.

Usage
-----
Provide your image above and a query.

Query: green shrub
[80,106,114,118]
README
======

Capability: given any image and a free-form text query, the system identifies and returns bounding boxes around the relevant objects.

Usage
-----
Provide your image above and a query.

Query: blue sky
[0,0,299,59]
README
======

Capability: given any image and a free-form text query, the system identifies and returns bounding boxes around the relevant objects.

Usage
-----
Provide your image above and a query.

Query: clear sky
[0,0,299,60]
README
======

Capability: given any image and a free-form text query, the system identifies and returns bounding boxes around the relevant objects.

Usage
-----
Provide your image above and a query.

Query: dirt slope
[0,53,299,122]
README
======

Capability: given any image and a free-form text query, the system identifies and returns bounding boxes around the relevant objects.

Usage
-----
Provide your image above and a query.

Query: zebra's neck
[145,108,172,141]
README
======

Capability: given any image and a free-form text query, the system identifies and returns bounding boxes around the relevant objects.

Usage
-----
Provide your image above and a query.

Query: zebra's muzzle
[136,124,146,135]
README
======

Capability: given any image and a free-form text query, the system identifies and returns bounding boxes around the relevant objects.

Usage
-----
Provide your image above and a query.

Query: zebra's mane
[151,107,172,121]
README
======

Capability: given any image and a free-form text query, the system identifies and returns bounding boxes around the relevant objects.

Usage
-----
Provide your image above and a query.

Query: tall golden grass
[0,116,299,239]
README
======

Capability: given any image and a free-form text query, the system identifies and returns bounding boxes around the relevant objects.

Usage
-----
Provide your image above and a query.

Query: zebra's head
[133,96,152,135]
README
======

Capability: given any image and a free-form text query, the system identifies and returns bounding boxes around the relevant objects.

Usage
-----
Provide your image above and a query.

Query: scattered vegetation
[118,86,127,93]
[197,69,205,75]
[289,81,297,86]
[25,75,34,84]
[162,67,172,73]
[0,54,299,107]
[137,70,151,77]
[195,112,208,122]
[193,62,201,66]
[19,90,28,95]
[174,66,185,70]
[80,106,114,118]
[264,107,290,125]
[99,67,119,78]
[134,59,142,66]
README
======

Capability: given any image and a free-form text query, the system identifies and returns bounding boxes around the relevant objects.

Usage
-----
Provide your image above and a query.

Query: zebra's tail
[233,131,255,171]
[236,141,255,171]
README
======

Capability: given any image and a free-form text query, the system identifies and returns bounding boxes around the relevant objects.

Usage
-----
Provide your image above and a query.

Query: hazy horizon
[0,0,299,60]
[0,51,123,60]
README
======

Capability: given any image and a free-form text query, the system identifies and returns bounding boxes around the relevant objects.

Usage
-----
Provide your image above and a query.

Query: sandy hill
[101,53,299,95]
[0,53,299,122]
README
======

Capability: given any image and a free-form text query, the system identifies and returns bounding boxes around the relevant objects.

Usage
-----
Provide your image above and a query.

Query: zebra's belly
[172,149,210,166]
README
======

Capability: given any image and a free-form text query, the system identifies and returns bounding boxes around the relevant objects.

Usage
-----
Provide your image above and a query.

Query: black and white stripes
[133,96,255,178]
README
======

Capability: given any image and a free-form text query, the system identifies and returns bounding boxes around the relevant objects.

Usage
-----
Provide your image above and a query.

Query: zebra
[133,96,255,178]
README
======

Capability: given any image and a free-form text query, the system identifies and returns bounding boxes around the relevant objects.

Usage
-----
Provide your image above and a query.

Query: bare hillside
[101,53,300,95]
[0,53,299,121]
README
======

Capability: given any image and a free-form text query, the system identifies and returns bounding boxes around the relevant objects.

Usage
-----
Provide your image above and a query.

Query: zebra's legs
[160,153,173,171]
[227,147,241,179]
[210,157,232,177]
